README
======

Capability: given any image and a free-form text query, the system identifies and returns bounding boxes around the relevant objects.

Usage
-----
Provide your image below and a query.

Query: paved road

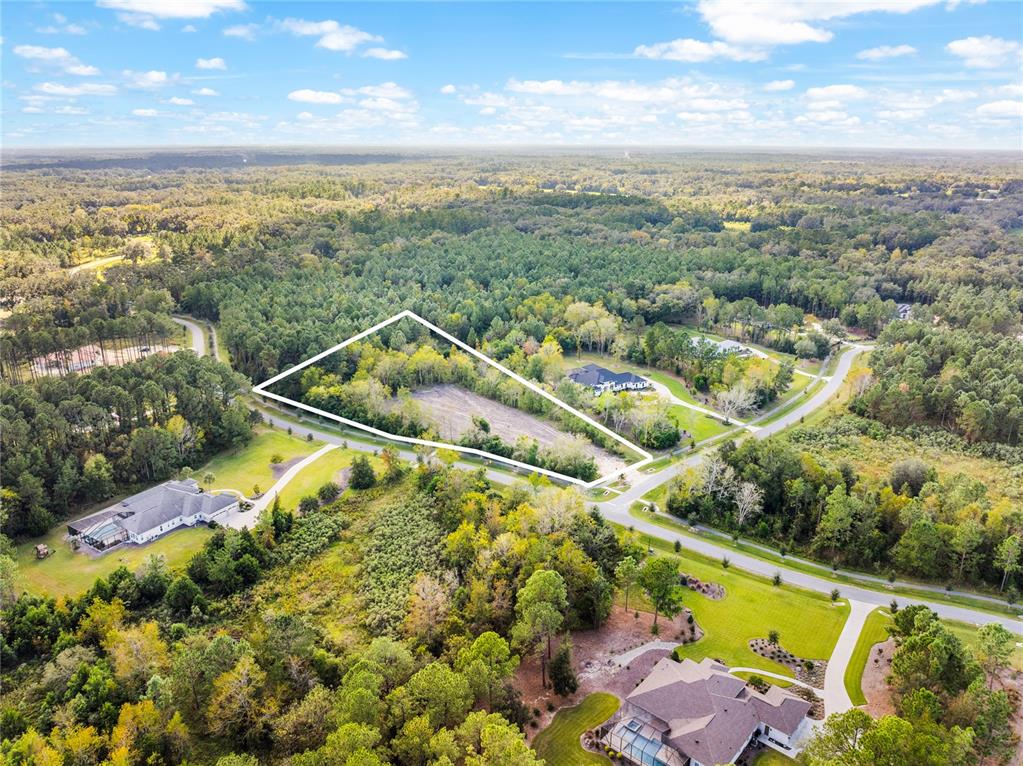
[177,319,1021,632]
[171,316,204,356]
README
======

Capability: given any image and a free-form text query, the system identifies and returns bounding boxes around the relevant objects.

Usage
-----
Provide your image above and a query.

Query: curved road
[175,317,1021,633]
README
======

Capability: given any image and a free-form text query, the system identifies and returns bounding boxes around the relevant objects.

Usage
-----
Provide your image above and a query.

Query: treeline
[666,428,1023,593]
[855,322,1023,446]
[0,352,252,538]
[0,456,632,764]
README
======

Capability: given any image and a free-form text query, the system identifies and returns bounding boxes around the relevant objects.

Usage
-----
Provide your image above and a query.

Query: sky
[2,0,1022,149]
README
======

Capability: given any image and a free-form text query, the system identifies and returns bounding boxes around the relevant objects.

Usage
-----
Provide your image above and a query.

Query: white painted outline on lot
[252,310,652,488]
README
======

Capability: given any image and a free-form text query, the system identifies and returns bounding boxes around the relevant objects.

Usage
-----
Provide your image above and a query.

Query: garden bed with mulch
[748,638,827,688]
[682,572,725,600]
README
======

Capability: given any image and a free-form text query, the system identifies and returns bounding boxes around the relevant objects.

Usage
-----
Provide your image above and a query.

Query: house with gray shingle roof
[67,479,237,550]
[567,363,650,395]
[603,657,812,766]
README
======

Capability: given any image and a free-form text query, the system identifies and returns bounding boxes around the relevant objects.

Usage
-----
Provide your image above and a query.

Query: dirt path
[408,384,629,474]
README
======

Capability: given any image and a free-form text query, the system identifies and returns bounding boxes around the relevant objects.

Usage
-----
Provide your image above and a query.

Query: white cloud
[806,84,868,101]
[440,84,456,94]
[182,24,197,33]
[224,23,258,40]
[877,108,925,120]
[341,82,412,100]
[131,108,159,116]
[634,38,765,62]
[118,14,161,30]
[976,100,1023,118]
[166,96,194,105]
[196,57,227,70]
[36,14,88,35]
[35,82,117,96]
[123,69,174,89]
[363,47,407,60]
[794,110,861,126]
[857,44,917,60]
[287,88,344,104]
[193,87,219,96]
[696,0,942,47]
[764,79,795,91]
[507,79,584,96]
[946,36,1022,68]
[97,0,246,18]
[55,105,88,114]
[13,45,99,76]
[279,18,381,52]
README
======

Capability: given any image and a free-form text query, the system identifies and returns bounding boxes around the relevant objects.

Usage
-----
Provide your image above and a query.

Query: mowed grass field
[16,524,214,598]
[619,530,849,678]
[275,448,385,509]
[845,608,893,705]
[532,693,619,765]
[187,428,322,497]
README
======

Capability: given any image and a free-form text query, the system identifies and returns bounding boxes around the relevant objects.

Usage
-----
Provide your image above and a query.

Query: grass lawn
[845,608,893,705]
[667,403,731,442]
[16,525,213,598]
[945,620,1023,671]
[618,528,849,677]
[532,693,619,766]
[627,506,1023,620]
[275,448,385,509]
[752,750,798,765]
[187,428,322,497]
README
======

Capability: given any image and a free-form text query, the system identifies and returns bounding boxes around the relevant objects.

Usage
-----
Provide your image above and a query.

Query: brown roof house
[603,657,812,766]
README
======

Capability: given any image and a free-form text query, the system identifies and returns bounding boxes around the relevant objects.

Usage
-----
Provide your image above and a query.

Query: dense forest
[1,150,1022,764]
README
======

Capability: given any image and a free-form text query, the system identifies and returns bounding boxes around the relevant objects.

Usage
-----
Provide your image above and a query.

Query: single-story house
[705,338,752,357]
[567,363,650,395]
[67,479,237,550]
[603,657,812,766]
[896,303,912,320]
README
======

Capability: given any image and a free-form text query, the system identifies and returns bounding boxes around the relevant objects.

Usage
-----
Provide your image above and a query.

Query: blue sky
[2,0,1021,148]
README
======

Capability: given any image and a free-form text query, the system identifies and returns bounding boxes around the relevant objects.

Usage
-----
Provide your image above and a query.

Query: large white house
[67,479,237,550]
[567,363,650,395]
[603,657,812,766]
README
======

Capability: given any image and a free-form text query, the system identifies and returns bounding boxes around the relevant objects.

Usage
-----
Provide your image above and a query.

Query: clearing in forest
[253,311,650,486]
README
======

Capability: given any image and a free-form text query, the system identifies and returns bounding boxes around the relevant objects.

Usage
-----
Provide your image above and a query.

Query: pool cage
[603,717,689,766]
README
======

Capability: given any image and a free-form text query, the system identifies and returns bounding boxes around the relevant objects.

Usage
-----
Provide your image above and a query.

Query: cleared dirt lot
[408,384,629,475]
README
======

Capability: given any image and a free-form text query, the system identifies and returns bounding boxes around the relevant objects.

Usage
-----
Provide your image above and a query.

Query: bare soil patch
[270,455,305,479]
[861,637,896,717]
[407,384,629,474]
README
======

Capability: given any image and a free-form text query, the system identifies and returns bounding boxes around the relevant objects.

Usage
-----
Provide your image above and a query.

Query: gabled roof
[69,479,235,537]
[567,363,646,387]
[627,657,811,766]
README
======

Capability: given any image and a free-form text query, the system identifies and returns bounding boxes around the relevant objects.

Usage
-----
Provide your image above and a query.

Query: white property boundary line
[251,310,653,488]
